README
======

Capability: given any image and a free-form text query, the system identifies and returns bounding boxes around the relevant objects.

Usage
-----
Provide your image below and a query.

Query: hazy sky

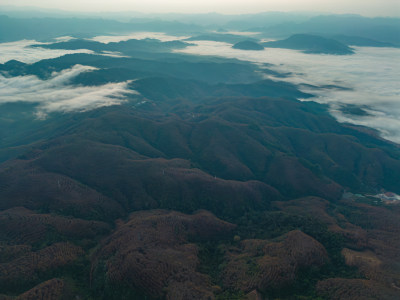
[2,0,400,16]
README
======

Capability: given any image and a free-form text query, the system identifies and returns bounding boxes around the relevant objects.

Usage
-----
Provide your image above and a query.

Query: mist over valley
[0,7,400,300]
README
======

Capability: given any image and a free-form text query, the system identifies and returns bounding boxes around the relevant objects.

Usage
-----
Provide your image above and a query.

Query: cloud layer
[177,42,400,143]
[0,40,95,64]
[0,34,188,64]
[0,65,137,117]
[0,39,128,64]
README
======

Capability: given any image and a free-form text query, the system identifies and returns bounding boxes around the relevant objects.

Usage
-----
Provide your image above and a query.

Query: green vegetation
[263,34,354,54]
[232,40,264,50]
[1,13,400,299]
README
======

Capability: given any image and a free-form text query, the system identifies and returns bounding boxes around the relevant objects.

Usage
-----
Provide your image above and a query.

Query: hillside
[1,72,400,298]
[1,18,400,299]
[232,40,264,50]
[263,34,354,54]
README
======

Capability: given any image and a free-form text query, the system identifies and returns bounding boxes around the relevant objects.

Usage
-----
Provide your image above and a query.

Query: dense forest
[0,11,399,299]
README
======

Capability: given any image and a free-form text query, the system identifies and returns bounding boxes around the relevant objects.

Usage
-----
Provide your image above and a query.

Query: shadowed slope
[92,210,235,299]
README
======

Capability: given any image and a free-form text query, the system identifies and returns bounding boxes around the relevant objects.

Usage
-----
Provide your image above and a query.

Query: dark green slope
[186,33,258,44]
[1,85,400,222]
[1,36,400,299]
[263,34,354,54]
[0,53,261,84]
[35,38,190,53]
[331,35,396,47]
[232,40,264,50]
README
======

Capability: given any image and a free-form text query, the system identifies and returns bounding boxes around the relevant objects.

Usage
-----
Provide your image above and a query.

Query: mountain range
[0,13,400,300]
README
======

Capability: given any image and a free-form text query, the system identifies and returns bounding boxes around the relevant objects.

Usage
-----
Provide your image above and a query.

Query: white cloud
[0,65,138,117]
[53,36,77,42]
[176,42,400,143]
[0,40,95,64]
[99,51,129,58]
[0,39,130,64]
[0,33,192,65]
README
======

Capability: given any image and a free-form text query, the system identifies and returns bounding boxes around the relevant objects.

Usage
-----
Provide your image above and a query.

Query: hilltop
[232,40,264,50]
[263,34,354,54]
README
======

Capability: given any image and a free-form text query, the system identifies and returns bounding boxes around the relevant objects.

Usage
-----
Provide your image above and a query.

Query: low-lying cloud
[176,42,400,143]
[0,65,137,118]
[0,33,189,65]
[0,40,95,64]
[0,39,128,64]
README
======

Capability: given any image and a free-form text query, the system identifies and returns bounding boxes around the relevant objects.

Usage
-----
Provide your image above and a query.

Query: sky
[2,0,400,16]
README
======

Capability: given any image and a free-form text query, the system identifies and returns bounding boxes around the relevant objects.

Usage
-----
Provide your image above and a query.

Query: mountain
[232,40,264,50]
[35,38,190,54]
[1,69,400,298]
[186,33,258,44]
[1,14,400,300]
[263,34,354,54]
[0,15,134,42]
[252,15,400,46]
[331,34,397,47]
[0,53,262,84]
[0,15,204,42]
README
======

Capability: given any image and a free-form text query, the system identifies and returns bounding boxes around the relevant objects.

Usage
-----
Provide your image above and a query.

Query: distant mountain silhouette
[232,40,264,50]
[263,34,354,54]
[331,34,396,47]
[186,33,258,44]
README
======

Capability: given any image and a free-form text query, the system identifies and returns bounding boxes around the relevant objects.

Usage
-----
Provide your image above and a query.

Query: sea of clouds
[1,33,399,143]
[0,39,128,64]
[0,40,95,64]
[176,41,400,143]
[0,33,188,65]
[0,65,137,118]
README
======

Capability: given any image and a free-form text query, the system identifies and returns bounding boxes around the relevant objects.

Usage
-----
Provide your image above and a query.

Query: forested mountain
[0,12,399,300]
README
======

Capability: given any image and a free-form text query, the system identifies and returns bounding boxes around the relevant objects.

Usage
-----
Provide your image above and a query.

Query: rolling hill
[1,24,400,299]
[262,34,354,54]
